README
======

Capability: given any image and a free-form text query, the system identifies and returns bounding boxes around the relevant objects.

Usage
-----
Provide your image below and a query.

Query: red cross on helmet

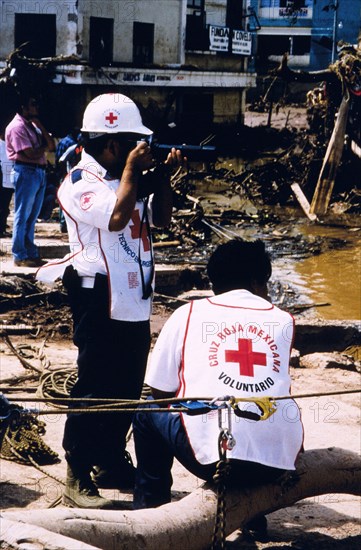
[81,93,153,136]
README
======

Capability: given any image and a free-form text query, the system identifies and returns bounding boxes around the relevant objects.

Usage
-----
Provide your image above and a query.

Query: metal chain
[211,431,231,550]
[211,404,235,549]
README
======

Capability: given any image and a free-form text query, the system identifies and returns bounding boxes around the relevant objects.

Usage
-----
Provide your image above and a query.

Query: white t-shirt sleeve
[60,174,116,231]
[145,303,190,392]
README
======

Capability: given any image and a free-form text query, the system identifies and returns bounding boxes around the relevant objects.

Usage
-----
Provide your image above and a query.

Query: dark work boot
[63,463,115,509]
[243,515,269,542]
[92,450,136,490]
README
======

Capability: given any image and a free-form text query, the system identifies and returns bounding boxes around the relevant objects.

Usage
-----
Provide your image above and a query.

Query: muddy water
[247,223,360,321]
[283,226,361,320]
[191,181,360,320]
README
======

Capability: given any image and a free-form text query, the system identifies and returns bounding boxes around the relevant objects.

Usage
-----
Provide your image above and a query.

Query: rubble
[300,352,361,372]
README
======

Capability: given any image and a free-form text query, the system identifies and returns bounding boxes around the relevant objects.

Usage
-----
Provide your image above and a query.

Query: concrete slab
[1,218,199,287]
[0,229,194,289]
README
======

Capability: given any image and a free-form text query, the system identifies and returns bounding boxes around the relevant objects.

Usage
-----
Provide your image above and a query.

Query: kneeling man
[133,239,304,509]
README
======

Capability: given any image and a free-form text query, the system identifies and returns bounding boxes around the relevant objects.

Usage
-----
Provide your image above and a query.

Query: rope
[1,334,43,374]
[31,406,188,415]
[3,388,360,408]
[37,369,77,405]
[0,406,60,466]
[2,427,66,509]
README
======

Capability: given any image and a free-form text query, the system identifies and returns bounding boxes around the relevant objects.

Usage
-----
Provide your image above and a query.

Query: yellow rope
[3,387,360,406]
[3,388,359,418]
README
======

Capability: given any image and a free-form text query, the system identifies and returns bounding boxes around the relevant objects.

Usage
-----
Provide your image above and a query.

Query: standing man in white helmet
[37,93,184,509]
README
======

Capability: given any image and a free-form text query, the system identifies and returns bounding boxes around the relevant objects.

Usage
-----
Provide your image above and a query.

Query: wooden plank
[310,94,350,215]
[351,139,361,159]
[290,182,318,221]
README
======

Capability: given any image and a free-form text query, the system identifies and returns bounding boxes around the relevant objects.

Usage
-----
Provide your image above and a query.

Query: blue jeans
[133,399,285,509]
[11,164,46,260]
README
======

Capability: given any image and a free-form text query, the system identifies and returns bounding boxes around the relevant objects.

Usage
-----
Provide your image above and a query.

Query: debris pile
[154,120,360,252]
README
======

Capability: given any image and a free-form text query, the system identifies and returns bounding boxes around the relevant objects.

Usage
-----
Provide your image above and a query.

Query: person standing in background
[55,128,82,233]
[5,93,55,267]
[0,131,14,238]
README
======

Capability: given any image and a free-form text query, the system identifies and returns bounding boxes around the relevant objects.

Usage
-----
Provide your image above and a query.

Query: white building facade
[0,1,257,136]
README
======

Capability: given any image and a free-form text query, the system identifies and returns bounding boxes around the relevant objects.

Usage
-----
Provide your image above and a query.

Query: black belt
[15,161,46,170]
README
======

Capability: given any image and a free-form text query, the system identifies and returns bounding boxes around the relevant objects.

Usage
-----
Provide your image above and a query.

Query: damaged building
[0,0,258,138]
[0,1,359,139]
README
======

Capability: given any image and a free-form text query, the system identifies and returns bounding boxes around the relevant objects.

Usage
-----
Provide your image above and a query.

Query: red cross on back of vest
[225,338,267,377]
[130,209,150,252]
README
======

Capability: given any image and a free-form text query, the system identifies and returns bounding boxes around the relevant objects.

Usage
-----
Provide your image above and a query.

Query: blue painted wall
[248,0,360,71]
[310,0,361,70]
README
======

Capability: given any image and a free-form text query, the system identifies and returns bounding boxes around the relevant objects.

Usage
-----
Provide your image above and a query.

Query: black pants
[133,399,286,509]
[63,268,151,466]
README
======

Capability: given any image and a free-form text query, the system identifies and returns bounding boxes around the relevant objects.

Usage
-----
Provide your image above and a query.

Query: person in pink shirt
[5,93,55,267]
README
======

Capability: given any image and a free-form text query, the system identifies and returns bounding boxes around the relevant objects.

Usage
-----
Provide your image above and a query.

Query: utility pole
[331,0,339,63]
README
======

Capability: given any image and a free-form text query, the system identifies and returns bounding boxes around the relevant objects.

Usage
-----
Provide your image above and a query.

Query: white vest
[178,292,304,469]
[37,162,154,321]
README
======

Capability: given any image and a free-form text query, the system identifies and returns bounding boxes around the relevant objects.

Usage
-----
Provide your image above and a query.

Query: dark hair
[81,133,110,157]
[16,92,40,114]
[206,238,272,293]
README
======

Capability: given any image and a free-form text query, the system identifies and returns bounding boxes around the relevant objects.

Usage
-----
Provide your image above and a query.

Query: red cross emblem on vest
[130,210,150,252]
[225,338,267,377]
[105,112,118,125]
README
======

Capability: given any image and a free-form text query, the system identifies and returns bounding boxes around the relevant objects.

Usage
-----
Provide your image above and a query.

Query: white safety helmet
[81,93,153,137]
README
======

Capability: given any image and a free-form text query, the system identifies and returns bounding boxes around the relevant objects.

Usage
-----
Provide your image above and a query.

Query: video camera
[150,142,217,163]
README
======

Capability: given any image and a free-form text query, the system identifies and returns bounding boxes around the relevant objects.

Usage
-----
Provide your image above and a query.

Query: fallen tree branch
[0,374,39,386]
[270,53,337,84]
[153,240,181,248]
[0,518,99,550]
[0,325,37,334]
[291,301,331,311]
[2,447,360,550]
[1,334,43,373]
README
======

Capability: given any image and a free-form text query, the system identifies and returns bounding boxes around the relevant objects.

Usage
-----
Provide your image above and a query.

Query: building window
[89,17,114,67]
[258,34,310,57]
[133,22,154,64]
[187,0,204,10]
[226,0,244,28]
[258,34,291,56]
[186,11,208,50]
[15,14,56,58]
[291,35,311,55]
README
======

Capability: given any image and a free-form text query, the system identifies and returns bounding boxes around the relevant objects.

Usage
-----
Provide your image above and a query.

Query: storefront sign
[279,7,308,17]
[209,25,252,55]
[232,29,252,55]
[209,25,230,52]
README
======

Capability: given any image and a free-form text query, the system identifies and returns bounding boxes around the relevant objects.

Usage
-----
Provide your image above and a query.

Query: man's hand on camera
[127,141,154,172]
[164,147,186,169]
